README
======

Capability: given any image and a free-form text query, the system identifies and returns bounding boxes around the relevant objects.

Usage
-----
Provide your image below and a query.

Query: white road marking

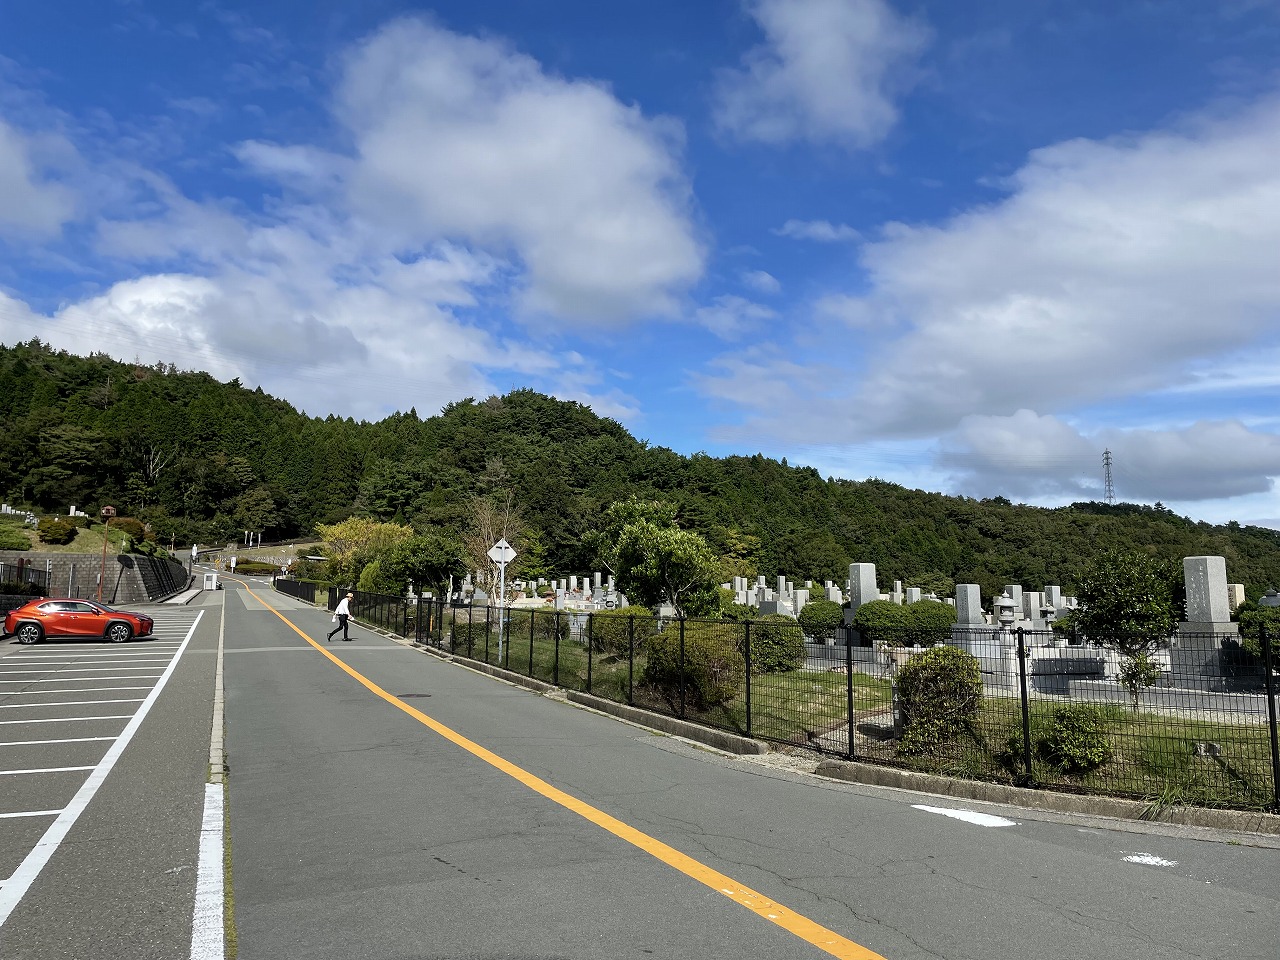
[0,716,132,725]
[0,668,166,675]
[0,699,145,709]
[1124,853,1178,866]
[0,810,64,820]
[7,686,154,694]
[0,737,117,746]
[190,782,225,960]
[912,804,1019,827]
[0,610,202,928]
[0,766,96,776]
[0,675,167,683]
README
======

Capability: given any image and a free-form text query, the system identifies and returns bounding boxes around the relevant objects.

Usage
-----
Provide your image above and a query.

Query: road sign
[487,538,517,564]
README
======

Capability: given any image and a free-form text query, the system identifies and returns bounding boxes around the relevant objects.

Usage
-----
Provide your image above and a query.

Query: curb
[409,642,766,755]
[811,759,1280,836]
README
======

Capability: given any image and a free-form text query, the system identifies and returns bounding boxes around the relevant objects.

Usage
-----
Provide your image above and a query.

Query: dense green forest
[3,339,1279,598]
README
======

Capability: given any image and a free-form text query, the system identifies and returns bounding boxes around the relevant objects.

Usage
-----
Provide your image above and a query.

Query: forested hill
[3,339,1279,597]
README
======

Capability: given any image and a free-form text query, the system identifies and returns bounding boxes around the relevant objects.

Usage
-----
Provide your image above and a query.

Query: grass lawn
[0,519,131,555]
[876,695,1279,810]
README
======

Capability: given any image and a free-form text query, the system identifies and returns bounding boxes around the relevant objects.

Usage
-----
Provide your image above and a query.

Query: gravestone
[846,564,878,616]
[905,587,921,604]
[1171,556,1237,688]
[955,585,984,625]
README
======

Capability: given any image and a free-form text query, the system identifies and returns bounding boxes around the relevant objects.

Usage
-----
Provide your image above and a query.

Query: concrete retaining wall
[0,551,190,604]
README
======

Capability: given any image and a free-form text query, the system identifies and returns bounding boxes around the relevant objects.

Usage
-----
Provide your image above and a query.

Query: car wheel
[16,622,43,645]
[107,622,132,643]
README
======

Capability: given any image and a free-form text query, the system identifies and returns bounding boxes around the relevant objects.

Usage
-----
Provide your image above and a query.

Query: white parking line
[0,676,167,683]
[0,810,64,820]
[5,686,154,694]
[0,610,202,928]
[0,737,117,746]
[0,667,168,675]
[0,766,95,776]
[0,716,133,725]
[0,699,145,709]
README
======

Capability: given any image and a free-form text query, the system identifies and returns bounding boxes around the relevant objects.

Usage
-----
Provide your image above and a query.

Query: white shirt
[334,597,352,617]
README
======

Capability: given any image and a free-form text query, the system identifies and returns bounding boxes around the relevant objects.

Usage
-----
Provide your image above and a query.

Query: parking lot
[0,609,206,928]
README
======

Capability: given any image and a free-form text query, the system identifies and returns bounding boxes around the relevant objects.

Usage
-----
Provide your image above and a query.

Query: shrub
[37,517,77,545]
[356,558,398,594]
[589,606,657,654]
[0,525,30,550]
[0,580,44,597]
[748,613,805,673]
[895,645,983,755]
[902,598,957,646]
[850,599,910,646]
[233,560,278,576]
[798,598,844,639]
[113,516,146,540]
[643,620,745,708]
[1036,705,1113,774]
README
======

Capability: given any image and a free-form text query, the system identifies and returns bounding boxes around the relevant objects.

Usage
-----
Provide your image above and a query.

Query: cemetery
[278,551,1280,812]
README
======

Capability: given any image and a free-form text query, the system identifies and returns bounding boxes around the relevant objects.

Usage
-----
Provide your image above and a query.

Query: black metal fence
[272,577,322,605]
[270,579,1280,812]
[1,560,49,594]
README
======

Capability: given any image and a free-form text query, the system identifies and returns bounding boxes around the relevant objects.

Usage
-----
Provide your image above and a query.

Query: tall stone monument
[1171,556,1238,688]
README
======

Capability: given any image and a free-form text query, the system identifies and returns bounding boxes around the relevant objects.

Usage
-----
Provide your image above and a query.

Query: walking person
[327,592,355,641]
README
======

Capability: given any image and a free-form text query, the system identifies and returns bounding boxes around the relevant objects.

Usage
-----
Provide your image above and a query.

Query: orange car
[2,598,155,645]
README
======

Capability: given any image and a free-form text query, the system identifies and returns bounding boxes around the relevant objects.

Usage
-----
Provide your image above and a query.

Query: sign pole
[487,538,518,666]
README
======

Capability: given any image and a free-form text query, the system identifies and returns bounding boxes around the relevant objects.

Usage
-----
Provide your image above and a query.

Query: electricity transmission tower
[1102,448,1115,505]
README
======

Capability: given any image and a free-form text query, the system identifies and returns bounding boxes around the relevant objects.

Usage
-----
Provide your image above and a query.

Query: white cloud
[693,295,776,340]
[0,118,77,238]
[714,0,929,149]
[775,218,862,242]
[703,94,1280,448]
[741,269,781,294]
[936,412,1280,504]
[334,17,705,323]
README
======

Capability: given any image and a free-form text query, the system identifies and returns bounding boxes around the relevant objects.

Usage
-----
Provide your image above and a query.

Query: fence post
[528,610,535,677]
[679,618,687,720]
[744,621,752,738]
[587,613,594,694]
[1016,627,1034,784]
[846,627,856,761]
[485,605,491,663]
[466,603,473,657]
[627,615,635,706]
[1259,624,1280,812]
[554,611,561,687]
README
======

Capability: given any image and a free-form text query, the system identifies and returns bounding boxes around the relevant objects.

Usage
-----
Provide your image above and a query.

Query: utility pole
[1102,449,1115,505]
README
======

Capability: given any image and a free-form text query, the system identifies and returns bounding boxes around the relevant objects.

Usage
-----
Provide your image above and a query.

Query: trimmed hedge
[895,645,983,755]
[644,620,745,708]
[1035,704,1113,774]
[589,605,657,654]
[748,613,805,673]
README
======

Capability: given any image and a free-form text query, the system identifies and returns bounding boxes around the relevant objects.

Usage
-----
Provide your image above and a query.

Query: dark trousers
[327,613,349,640]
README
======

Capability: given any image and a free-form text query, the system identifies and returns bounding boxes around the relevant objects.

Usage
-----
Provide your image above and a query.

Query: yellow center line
[237,581,887,960]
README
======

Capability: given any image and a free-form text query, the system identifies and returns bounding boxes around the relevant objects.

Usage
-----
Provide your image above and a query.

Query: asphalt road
[221,583,1280,960]
[3,580,1279,959]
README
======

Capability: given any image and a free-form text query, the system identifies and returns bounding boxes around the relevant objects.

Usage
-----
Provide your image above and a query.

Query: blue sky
[2,0,1280,526]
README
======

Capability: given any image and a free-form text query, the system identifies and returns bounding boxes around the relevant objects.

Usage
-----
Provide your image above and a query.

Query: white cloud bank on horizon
[699,93,1280,505]
[714,0,929,149]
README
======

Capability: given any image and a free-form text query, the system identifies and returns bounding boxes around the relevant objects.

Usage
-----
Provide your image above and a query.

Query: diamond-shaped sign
[487,538,517,564]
